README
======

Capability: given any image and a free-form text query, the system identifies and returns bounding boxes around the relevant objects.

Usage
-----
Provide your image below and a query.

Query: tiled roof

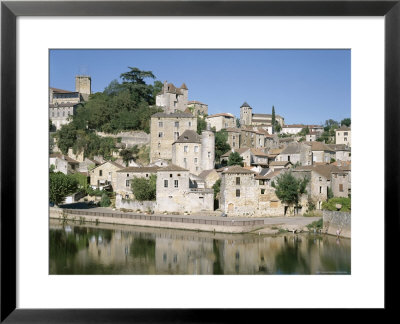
[280,142,303,155]
[151,112,195,118]
[306,141,335,152]
[222,165,256,174]
[198,169,218,179]
[255,169,282,180]
[117,166,159,173]
[294,164,341,179]
[157,164,188,172]
[241,102,251,108]
[336,125,351,131]
[188,100,206,105]
[225,127,241,133]
[269,161,292,166]
[180,83,188,90]
[221,148,250,158]
[49,153,79,164]
[173,130,201,144]
[250,148,268,157]
[50,87,76,94]
[206,113,234,118]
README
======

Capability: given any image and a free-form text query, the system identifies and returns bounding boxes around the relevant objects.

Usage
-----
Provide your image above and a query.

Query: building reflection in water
[49,220,350,275]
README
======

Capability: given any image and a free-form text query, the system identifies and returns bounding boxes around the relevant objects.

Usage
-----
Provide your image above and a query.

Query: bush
[100,193,111,207]
[131,175,156,201]
[322,197,351,212]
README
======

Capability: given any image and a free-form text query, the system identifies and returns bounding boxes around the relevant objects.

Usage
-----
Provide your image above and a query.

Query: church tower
[240,102,252,126]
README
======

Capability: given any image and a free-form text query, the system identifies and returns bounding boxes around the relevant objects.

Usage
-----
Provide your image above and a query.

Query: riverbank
[50,207,322,234]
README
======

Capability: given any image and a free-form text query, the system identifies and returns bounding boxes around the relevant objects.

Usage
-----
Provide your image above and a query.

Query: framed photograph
[1,0,398,321]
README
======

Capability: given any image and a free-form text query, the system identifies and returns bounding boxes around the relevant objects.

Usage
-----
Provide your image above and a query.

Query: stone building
[255,170,285,216]
[335,125,351,147]
[305,141,336,164]
[49,76,91,130]
[198,169,220,189]
[49,153,79,174]
[172,128,215,175]
[150,112,197,162]
[327,144,351,162]
[220,166,259,216]
[331,168,351,198]
[221,148,251,167]
[278,142,312,166]
[306,131,321,142]
[225,128,241,150]
[90,161,124,190]
[239,102,284,128]
[268,161,293,172]
[115,166,159,199]
[187,100,208,116]
[205,113,236,131]
[281,124,305,135]
[156,81,188,114]
[240,128,265,149]
[293,164,340,210]
[155,165,214,213]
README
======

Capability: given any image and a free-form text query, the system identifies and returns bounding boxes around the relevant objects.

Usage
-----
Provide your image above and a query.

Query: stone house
[115,166,160,199]
[49,153,79,174]
[255,170,285,216]
[240,128,265,149]
[327,144,351,162]
[268,161,293,172]
[156,81,188,114]
[220,166,259,216]
[221,148,252,167]
[205,113,236,131]
[335,125,351,147]
[90,161,124,190]
[149,159,169,168]
[281,124,306,135]
[306,131,320,142]
[306,141,336,164]
[292,164,340,210]
[278,142,312,166]
[78,158,101,173]
[239,102,284,127]
[198,169,220,189]
[331,169,351,198]
[172,129,215,175]
[250,148,269,167]
[225,128,241,150]
[155,165,214,213]
[187,100,208,116]
[150,112,197,162]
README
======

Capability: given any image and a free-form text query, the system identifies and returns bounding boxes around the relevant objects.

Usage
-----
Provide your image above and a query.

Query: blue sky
[50,49,350,125]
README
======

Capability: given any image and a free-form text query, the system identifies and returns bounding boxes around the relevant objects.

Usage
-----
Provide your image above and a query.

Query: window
[159,122,163,127]
[194,158,198,164]
[175,121,179,127]
[233,136,236,140]
[344,132,348,136]
[174,132,180,140]
[344,137,347,141]
[319,177,322,181]
[99,170,103,176]
[127,174,129,177]
[174,180,178,188]
[208,152,211,158]
[126,180,130,187]
[158,132,163,138]
[184,146,188,153]
[194,146,199,153]
[233,142,236,147]
[261,189,265,194]
[236,189,240,197]
[146,174,149,177]
[288,156,291,162]
[164,180,168,188]
[188,121,192,127]
[319,186,322,193]
[339,184,344,192]
[170,174,173,178]
[236,177,240,185]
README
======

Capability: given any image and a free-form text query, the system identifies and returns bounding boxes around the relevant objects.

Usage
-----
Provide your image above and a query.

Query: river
[49,220,351,275]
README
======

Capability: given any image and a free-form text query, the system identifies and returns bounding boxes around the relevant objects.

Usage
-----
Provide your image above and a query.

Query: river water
[49,220,350,275]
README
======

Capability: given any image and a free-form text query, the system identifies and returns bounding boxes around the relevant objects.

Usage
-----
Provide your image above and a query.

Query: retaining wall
[322,210,351,238]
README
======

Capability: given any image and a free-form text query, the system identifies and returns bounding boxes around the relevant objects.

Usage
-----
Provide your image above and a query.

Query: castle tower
[75,75,91,101]
[240,102,252,126]
[201,124,215,171]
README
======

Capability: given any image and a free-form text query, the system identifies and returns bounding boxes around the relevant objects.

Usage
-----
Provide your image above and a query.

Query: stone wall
[97,131,150,147]
[323,210,351,238]
[115,195,156,212]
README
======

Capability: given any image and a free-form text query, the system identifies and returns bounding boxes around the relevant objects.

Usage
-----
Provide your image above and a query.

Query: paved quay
[50,206,321,234]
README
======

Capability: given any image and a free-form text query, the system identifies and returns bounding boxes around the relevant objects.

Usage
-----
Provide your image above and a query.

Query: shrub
[100,193,111,207]
[322,197,351,212]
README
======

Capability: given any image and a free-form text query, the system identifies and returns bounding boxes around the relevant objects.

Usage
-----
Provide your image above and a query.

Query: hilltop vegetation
[55,67,163,158]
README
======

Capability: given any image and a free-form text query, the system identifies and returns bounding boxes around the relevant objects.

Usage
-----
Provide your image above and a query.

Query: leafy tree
[274,172,309,214]
[49,172,79,205]
[120,145,139,166]
[298,127,310,136]
[131,175,157,201]
[227,152,244,166]
[236,118,241,128]
[49,119,56,132]
[341,118,351,127]
[197,116,207,135]
[214,129,231,162]
[212,179,221,200]
[274,121,282,133]
[100,193,111,207]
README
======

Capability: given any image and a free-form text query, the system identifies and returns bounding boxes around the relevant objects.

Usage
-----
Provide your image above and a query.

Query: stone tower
[75,75,91,101]
[180,82,188,103]
[201,124,215,171]
[240,102,252,126]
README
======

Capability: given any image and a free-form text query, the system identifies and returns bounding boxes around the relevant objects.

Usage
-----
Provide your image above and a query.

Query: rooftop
[157,164,189,172]
[117,166,160,173]
[222,165,256,174]
[173,130,201,144]
[152,112,195,118]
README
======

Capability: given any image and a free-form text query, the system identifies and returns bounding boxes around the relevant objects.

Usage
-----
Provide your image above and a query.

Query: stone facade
[115,195,157,212]
[155,165,214,213]
[226,128,241,150]
[323,210,351,238]
[75,75,91,101]
[156,81,188,114]
[90,161,124,190]
[205,113,235,131]
[240,128,265,149]
[96,131,150,147]
[306,142,336,164]
[278,142,312,166]
[335,126,351,147]
[331,169,351,198]
[150,112,197,162]
[115,166,159,198]
[198,169,220,189]
[49,153,79,174]
[187,100,208,116]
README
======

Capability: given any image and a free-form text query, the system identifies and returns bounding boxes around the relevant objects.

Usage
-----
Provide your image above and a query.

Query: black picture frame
[1,0,398,322]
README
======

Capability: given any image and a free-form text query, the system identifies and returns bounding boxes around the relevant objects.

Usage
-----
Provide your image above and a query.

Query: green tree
[236,118,241,128]
[271,106,276,134]
[341,118,351,127]
[212,179,221,200]
[227,152,244,166]
[298,126,310,136]
[273,172,309,214]
[197,116,207,135]
[214,129,231,162]
[100,193,111,207]
[120,145,140,166]
[131,174,157,201]
[49,172,79,205]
